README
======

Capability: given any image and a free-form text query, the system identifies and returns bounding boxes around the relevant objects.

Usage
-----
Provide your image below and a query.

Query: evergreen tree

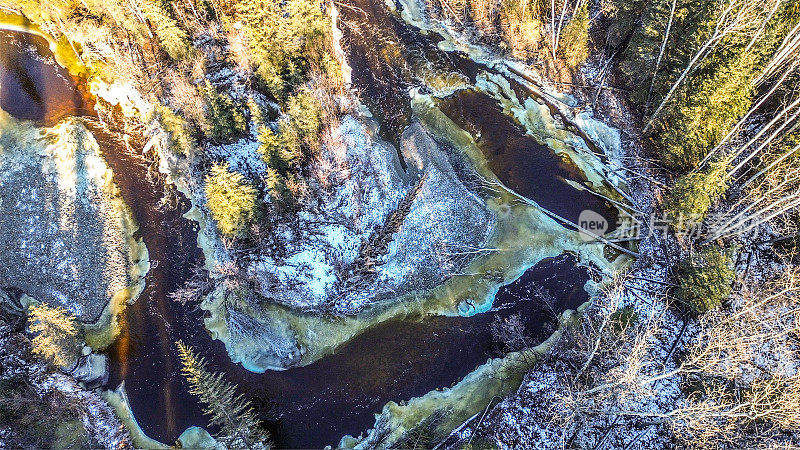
[141,0,192,60]
[650,2,800,170]
[286,88,322,143]
[266,167,290,204]
[201,80,247,142]
[152,105,196,157]
[619,0,718,106]
[176,341,270,449]
[27,303,81,368]
[655,51,757,170]
[204,163,259,237]
[257,125,298,173]
[663,160,730,231]
[227,0,333,100]
[675,246,735,314]
[559,1,590,70]
[248,97,269,128]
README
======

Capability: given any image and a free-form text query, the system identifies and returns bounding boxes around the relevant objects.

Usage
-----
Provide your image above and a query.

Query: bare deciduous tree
[551,266,800,448]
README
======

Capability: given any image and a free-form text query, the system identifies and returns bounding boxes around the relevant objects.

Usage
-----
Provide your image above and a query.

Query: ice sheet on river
[0,112,147,339]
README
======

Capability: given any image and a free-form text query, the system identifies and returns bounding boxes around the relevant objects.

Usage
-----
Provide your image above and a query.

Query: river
[0,1,616,448]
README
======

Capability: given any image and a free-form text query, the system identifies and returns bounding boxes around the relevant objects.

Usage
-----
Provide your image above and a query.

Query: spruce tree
[204,163,259,237]
[140,0,192,60]
[176,341,270,449]
[655,51,757,170]
[201,80,247,142]
[266,167,290,204]
[229,0,332,99]
[28,303,81,368]
[153,105,196,157]
[559,1,590,70]
[663,160,730,230]
[248,97,268,128]
[675,246,735,314]
[286,88,322,142]
[257,125,297,173]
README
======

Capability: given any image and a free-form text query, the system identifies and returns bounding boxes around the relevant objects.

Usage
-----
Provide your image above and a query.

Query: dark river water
[0,2,614,448]
[338,0,616,227]
[0,30,88,123]
[437,90,618,227]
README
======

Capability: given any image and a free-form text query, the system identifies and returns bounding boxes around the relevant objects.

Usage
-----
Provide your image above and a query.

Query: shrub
[491,313,532,353]
[610,306,638,332]
[27,303,81,368]
[152,105,196,156]
[204,163,259,237]
[675,245,735,314]
[663,161,729,232]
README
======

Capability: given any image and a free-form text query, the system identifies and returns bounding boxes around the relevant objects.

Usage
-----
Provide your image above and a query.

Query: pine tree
[176,341,270,449]
[28,303,81,368]
[663,160,730,231]
[204,163,259,237]
[201,80,247,142]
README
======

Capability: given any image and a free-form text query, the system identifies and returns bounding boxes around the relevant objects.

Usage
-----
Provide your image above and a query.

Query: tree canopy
[204,163,259,237]
[176,340,270,449]
[28,303,81,368]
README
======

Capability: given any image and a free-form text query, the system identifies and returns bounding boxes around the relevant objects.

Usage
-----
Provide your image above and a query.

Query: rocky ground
[191,107,497,369]
[197,114,494,315]
[0,310,132,449]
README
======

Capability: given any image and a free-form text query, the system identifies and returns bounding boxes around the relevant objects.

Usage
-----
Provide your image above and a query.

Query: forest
[0,0,798,448]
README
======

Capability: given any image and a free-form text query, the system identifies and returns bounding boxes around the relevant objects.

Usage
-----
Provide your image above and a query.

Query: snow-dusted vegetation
[1,0,799,447]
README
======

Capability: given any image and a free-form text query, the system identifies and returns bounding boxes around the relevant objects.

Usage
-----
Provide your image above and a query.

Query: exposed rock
[178,426,223,449]
[38,373,134,449]
[197,115,496,370]
[70,352,109,389]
